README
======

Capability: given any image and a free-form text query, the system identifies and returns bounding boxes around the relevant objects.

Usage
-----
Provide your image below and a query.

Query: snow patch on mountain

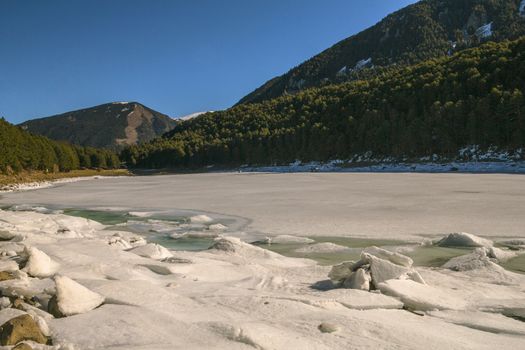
[475,22,493,39]
[520,0,525,17]
[179,111,212,121]
[355,57,372,70]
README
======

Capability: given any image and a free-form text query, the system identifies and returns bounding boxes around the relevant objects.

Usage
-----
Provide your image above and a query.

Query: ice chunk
[378,279,468,311]
[328,261,355,282]
[208,223,227,231]
[437,232,493,248]
[366,253,410,285]
[485,247,517,262]
[22,247,59,278]
[189,215,213,223]
[442,248,502,271]
[128,243,173,260]
[294,242,351,253]
[363,246,413,267]
[263,235,315,244]
[53,275,104,316]
[342,268,371,290]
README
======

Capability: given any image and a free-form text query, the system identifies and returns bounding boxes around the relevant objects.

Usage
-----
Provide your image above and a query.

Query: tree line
[0,118,120,174]
[122,37,525,169]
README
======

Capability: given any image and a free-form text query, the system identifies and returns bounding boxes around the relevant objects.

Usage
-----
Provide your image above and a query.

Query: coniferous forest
[0,118,120,174]
[122,38,525,169]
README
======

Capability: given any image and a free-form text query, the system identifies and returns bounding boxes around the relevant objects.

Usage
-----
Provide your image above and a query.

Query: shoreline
[0,169,130,193]
[130,160,525,176]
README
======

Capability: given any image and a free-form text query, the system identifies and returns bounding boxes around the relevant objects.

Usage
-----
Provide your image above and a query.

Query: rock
[107,237,132,250]
[162,257,193,264]
[366,253,411,286]
[0,314,47,345]
[318,322,340,333]
[209,238,237,253]
[342,268,371,290]
[47,295,62,318]
[128,243,173,260]
[0,271,15,282]
[363,246,413,267]
[13,343,33,350]
[52,275,104,317]
[437,232,493,248]
[0,231,16,241]
[328,261,355,282]
[22,247,59,278]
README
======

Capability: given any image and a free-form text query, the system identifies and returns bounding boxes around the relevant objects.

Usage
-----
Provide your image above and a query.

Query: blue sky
[1,0,417,124]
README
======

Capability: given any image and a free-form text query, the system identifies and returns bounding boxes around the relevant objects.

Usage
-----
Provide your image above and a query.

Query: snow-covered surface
[520,0,525,17]
[2,172,525,240]
[0,209,523,349]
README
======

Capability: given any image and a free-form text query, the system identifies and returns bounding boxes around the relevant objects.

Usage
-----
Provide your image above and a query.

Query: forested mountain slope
[0,118,119,173]
[239,0,525,104]
[21,102,177,150]
[122,38,525,168]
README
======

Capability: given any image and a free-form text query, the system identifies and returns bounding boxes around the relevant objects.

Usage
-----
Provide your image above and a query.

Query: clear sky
[1,0,417,124]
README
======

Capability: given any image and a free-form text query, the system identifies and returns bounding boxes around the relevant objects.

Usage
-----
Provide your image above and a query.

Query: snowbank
[437,232,493,248]
[128,243,173,260]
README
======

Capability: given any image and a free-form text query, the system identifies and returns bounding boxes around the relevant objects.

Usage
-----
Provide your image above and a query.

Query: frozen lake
[1,172,524,240]
[1,172,525,349]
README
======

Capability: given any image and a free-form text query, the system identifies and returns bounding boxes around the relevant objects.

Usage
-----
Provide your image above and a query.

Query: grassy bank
[0,169,130,188]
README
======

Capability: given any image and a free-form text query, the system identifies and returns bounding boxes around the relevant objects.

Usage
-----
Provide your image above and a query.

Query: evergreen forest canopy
[239,0,525,104]
[0,118,120,174]
[122,37,525,169]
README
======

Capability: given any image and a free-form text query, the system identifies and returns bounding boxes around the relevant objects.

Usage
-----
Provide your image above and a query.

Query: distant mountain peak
[20,102,177,150]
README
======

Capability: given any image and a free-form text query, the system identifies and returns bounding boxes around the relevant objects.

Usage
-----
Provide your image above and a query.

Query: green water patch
[62,209,188,226]
[149,235,214,251]
[63,209,132,225]
[501,254,525,274]
[254,236,408,266]
[404,246,474,267]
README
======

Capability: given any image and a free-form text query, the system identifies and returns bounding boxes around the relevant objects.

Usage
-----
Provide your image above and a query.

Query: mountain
[20,102,177,150]
[122,37,525,168]
[238,0,525,105]
[0,118,119,173]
